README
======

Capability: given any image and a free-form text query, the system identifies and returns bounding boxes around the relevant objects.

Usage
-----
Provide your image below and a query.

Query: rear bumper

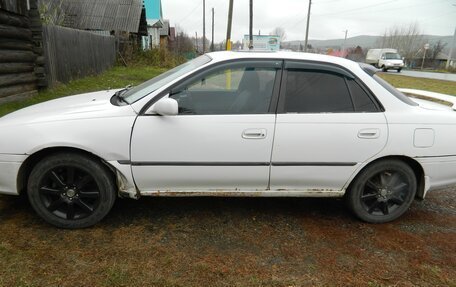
[417,156,456,194]
[0,154,26,195]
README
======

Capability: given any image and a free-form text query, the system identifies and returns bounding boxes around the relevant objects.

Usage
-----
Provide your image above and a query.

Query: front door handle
[242,129,267,139]
[358,129,380,139]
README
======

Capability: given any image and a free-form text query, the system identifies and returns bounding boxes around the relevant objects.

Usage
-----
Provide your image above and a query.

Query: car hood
[0,89,136,125]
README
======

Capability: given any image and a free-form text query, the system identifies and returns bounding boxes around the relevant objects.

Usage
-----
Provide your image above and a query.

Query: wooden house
[0,0,45,103]
[56,0,148,50]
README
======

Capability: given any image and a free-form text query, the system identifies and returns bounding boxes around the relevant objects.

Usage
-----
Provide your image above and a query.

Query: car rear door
[270,61,388,191]
[130,60,282,192]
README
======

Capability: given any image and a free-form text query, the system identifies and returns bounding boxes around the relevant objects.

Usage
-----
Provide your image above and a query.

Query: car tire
[346,160,417,223]
[27,152,116,229]
[397,68,402,73]
[382,66,388,72]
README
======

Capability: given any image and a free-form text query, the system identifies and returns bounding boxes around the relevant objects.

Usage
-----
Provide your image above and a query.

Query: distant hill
[283,35,454,51]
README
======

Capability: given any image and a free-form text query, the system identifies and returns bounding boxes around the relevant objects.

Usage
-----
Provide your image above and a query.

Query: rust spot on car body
[138,189,345,198]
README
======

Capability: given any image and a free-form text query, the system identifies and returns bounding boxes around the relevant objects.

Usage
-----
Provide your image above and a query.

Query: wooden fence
[42,25,116,86]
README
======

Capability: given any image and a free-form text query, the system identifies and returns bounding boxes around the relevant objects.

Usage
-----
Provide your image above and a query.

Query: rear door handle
[242,129,267,139]
[358,129,380,139]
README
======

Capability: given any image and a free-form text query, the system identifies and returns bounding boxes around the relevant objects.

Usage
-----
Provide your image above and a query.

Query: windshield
[372,75,418,106]
[122,55,212,104]
[384,53,401,60]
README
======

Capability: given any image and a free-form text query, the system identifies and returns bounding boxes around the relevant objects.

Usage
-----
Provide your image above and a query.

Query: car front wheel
[346,160,417,223]
[27,153,116,229]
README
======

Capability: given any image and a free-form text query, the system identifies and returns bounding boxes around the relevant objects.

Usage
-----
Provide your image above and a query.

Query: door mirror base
[146,97,178,116]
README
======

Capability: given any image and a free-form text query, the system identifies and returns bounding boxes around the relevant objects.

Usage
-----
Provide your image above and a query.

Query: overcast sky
[161,0,456,43]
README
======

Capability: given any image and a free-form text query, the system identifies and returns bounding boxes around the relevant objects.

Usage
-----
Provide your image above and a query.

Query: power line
[316,0,449,18]
[283,0,398,31]
[176,2,202,25]
[312,0,341,4]
[315,0,398,17]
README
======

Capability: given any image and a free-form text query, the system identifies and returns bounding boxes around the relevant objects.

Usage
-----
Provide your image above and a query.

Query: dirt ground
[0,187,455,287]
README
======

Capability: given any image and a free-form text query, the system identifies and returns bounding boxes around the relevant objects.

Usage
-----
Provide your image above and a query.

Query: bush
[118,48,186,68]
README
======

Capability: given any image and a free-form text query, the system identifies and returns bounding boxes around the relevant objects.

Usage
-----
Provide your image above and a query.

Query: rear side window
[284,70,354,113]
[347,79,378,112]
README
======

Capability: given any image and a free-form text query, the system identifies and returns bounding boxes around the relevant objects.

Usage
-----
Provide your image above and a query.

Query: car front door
[270,61,388,191]
[130,60,282,192]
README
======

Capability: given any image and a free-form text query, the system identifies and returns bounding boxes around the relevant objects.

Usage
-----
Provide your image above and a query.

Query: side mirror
[147,97,178,116]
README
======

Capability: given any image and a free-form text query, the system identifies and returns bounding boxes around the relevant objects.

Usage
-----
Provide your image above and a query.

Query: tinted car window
[347,79,378,112]
[171,66,277,115]
[284,70,354,113]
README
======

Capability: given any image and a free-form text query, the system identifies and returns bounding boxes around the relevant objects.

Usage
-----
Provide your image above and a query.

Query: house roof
[436,50,456,60]
[327,49,349,58]
[61,0,143,33]
[159,19,169,36]
[147,18,163,28]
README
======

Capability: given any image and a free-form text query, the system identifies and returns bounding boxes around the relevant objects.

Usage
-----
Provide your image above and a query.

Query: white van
[366,49,404,72]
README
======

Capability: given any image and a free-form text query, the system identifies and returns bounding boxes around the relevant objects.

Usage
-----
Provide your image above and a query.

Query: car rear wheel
[27,153,116,229]
[346,160,417,223]
[397,68,402,73]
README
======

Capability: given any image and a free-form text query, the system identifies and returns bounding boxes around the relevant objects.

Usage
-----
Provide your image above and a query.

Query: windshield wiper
[115,85,133,104]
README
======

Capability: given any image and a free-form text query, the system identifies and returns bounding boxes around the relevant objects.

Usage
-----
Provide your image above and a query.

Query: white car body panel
[131,114,275,190]
[0,90,137,195]
[0,51,455,200]
[270,113,387,190]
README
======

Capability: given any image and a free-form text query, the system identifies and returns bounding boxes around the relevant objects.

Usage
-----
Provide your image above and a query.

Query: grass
[378,73,456,95]
[0,65,165,117]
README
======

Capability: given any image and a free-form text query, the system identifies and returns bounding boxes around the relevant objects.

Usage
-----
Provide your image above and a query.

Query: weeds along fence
[42,25,116,86]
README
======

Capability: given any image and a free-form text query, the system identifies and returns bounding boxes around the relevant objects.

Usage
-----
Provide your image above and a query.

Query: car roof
[206,50,360,70]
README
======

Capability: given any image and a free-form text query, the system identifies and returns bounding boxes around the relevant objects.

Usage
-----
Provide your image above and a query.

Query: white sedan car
[1,51,455,228]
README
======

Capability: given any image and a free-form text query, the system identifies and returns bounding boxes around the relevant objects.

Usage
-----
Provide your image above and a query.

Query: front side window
[170,63,278,115]
[284,70,354,113]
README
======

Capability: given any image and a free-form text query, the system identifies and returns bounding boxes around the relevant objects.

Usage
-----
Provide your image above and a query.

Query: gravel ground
[0,187,455,287]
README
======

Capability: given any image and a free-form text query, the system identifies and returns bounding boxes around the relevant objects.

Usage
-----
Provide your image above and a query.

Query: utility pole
[195,31,198,53]
[303,0,312,52]
[446,26,456,70]
[421,43,429,70]
[211,8,215,51]
[226,0,234,50]
[203,0,206,53]
[249,0,253,49]
[341,30,348,51]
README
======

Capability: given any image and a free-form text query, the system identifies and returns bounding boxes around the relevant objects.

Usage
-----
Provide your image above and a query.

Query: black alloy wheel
[28,153,116,228]
[360,170,409,216]
[38,166,100,220]
[346,160,417,223]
